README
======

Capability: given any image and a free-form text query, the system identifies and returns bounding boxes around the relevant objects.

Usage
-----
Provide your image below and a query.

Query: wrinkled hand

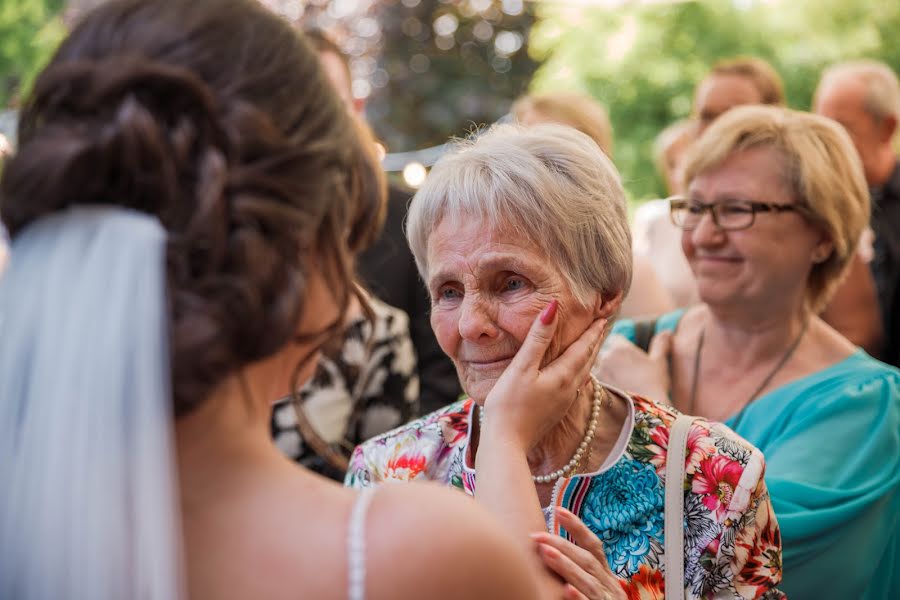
[533,508,627,600]
[592,331,672,404]
[482,300,607,451]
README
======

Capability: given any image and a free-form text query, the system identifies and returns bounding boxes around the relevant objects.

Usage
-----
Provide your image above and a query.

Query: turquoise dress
[613,311,900,600]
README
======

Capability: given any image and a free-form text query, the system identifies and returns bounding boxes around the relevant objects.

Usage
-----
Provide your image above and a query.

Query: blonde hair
[511,91,614,158]
[406,123,632,305]
[706,56,785,107]
[816,60,900,125]
[682,105,870,312]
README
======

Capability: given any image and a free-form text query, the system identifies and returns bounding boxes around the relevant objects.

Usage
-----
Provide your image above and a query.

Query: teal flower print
[580,458,665,576]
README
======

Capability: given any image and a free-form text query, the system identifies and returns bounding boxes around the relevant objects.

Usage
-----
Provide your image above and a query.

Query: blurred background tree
[1,0,899,203]
[0,0,65,108]
[294,0,537,156]
[367,0,536,153]
[528,0,900,201]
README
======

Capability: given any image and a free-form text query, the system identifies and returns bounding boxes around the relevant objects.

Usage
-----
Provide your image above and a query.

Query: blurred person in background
[693,56,785,134]
[513,91,674,319]
[512,91,614,157]
[598,105,900,600]
[632,119,700,309]
[0,2,598,599]
[632,57,786,317]
[270,30,420,481]
[815,59,900,367]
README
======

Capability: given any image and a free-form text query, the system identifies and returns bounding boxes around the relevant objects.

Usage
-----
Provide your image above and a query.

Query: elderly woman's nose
[457,295,499,340]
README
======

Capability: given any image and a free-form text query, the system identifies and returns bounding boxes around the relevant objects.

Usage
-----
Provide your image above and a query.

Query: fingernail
[540,299,559,325]
[540,544,559,558]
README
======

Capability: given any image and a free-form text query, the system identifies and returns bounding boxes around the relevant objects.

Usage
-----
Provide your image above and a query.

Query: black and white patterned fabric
[271,297,419,480]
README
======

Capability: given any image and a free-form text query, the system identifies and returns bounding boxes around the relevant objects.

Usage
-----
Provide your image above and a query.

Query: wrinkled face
[683,146,830,311]
[695,74,764,133]
[427,218,597,404]
[814,79,884,186]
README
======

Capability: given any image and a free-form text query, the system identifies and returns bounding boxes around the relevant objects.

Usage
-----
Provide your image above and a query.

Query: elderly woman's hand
[481,300,608,451]
[593,331,672,404]
[532,508,626,600]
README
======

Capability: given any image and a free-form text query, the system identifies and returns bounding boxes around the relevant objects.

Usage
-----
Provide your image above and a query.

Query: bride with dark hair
[0,1,615,599]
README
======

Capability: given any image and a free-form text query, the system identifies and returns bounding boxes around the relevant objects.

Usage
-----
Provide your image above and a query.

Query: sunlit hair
[682,105,869,312]
[406,123,632,306]
[512,91,614,157]
[816,60,900,125]
[701,56,786,107]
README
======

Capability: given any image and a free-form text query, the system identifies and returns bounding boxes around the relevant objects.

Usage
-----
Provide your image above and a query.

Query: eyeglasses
[668,196,804,231]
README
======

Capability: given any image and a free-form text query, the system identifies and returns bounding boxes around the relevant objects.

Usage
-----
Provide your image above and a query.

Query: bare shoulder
[364,483,542,600]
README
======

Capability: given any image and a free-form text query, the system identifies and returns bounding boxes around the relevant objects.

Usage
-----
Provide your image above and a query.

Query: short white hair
[406,123,632,305]
[818,60,900,124]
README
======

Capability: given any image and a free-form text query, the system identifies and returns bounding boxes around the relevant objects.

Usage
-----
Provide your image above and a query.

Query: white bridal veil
[0,207,183,599]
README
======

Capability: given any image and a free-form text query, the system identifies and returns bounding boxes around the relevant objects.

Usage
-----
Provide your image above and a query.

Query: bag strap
[632,317,659,353]
[664,413,696,599]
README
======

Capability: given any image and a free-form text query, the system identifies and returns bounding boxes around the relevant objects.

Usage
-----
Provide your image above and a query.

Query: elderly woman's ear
[593,290,625,320]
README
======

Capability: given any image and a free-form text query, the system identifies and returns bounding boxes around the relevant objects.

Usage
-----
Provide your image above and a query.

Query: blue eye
[439,287,462,300]
[504,277,525,291]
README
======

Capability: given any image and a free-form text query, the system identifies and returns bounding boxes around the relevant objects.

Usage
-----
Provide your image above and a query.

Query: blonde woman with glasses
[598,105,900,600]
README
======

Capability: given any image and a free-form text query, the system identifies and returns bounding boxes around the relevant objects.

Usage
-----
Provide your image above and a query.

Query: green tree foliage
[529,0,900,201]
[0,0,65,108]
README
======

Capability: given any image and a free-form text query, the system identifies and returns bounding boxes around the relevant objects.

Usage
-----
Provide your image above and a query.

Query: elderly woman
[599,106,900,600]
[347,124,785,599]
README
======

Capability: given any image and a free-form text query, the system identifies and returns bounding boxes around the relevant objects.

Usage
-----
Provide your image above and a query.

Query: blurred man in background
[693,56,785,133]
[815,60,900,366]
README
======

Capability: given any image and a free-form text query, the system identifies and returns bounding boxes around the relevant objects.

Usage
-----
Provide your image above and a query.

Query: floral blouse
[346,388,785,599]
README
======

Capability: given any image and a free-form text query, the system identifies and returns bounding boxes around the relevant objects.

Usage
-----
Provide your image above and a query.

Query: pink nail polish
[540,299,558,325]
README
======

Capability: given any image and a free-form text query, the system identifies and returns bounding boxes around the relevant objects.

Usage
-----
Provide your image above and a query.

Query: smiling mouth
[696,255,742,263]
[465,357,514,369]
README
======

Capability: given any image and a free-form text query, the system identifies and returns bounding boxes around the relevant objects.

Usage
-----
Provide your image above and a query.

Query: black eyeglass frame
[667,196,805,231]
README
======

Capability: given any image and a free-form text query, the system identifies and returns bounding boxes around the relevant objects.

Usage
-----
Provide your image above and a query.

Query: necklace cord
[689,318,810,420]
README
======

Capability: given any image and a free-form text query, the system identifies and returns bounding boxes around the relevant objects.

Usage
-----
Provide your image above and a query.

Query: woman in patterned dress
[347,124,785,599]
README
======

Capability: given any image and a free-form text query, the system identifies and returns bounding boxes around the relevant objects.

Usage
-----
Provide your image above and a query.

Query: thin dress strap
[347,487,376,600]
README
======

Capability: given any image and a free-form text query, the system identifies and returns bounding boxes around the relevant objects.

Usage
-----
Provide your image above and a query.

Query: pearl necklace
[479,375,606,484]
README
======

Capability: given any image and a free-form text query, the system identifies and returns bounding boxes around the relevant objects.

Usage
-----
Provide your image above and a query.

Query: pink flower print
[692,455,745,523]
[648,423,716,475]
[439,401,472,448]
[377,430,439,481]
[385,450,427,480]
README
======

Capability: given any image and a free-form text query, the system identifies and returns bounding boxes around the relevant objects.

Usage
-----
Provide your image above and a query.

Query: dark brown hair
[304,29,352,85]
[0,0,386,415]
